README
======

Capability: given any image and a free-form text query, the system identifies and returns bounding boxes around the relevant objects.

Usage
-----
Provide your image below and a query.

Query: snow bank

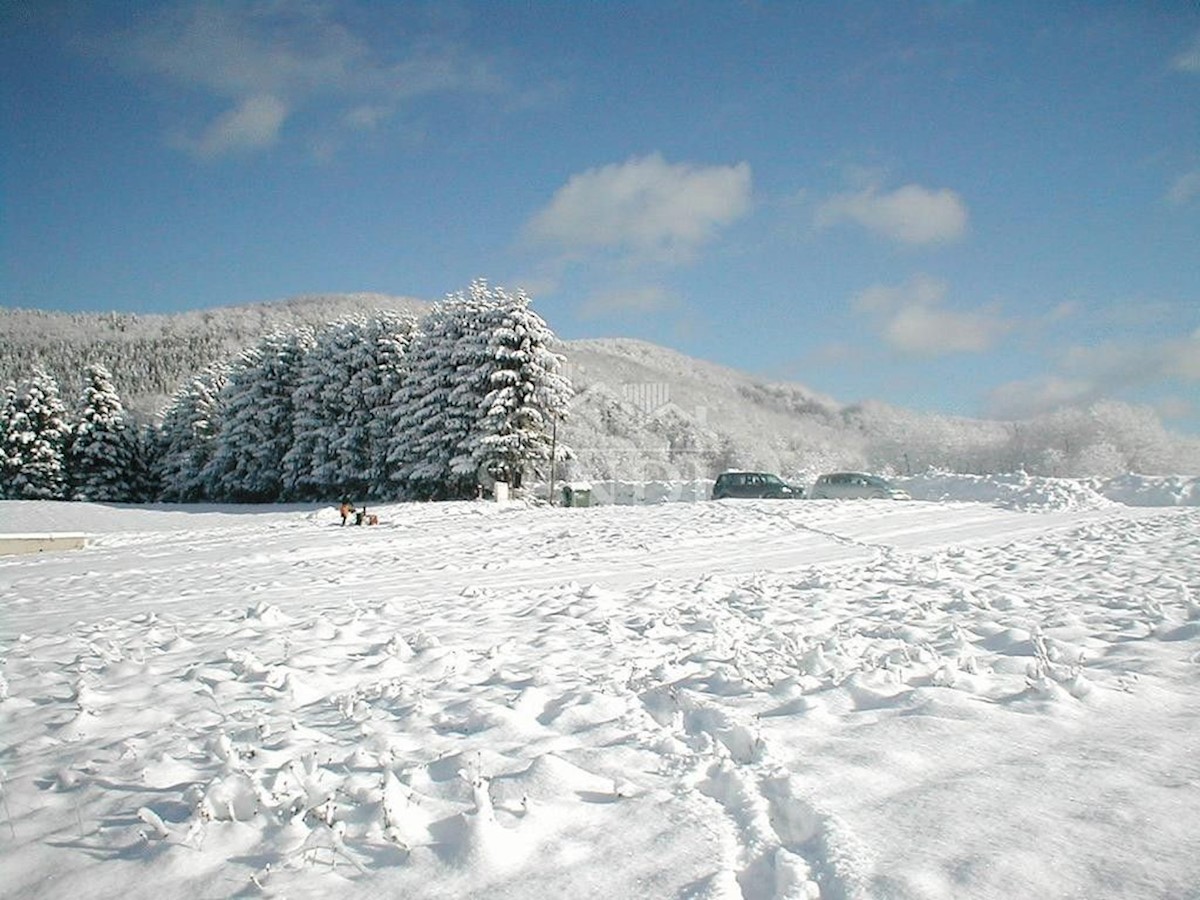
[895,472,1114,510]
[896,472,1200,510]
[543,473,1200,510]
[1093,473,1200,507]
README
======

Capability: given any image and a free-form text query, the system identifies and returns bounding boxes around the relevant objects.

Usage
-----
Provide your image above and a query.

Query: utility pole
[548,415,558,506]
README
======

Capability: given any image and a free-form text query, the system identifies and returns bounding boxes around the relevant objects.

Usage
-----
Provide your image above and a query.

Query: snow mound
[898,472,1114,510]
[1094,473,1200,507]
[897,472,1200,510]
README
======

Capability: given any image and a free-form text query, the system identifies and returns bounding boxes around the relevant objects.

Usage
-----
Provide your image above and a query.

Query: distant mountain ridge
[0,293,429,416]
[3,293,1197,479]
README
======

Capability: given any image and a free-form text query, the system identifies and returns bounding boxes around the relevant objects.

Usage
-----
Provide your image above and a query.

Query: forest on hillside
[0,293,427,418]
[1,284,569,503]
[3,291,1198,493]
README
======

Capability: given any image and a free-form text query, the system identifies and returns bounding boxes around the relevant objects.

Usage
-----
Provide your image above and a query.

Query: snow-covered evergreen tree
[385,281,572,499]
[362,313,417,496]
[67,363,139,502]
[386,301,476,499]
[204,329,314,502]
[280,313,415,501]
[4,368,73,499]
[155,365,230,502]
[468,285,573,489]
[0,380,16,499]
[435,283,514,492]
[282,319,365,501]
[341,311,416,499]
[128,422,162,502]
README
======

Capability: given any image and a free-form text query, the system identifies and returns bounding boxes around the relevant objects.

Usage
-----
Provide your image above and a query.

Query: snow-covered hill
[0,293,429,417]
[556,339,1198,481]
[3,294,1197,478]
[1,476,1198,898]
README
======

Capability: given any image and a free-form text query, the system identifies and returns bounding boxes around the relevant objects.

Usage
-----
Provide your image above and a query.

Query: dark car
[712,471,805,500]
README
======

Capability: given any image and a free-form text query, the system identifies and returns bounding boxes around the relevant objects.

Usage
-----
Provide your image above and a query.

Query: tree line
[0,293,426,421]
[0,281,573,503]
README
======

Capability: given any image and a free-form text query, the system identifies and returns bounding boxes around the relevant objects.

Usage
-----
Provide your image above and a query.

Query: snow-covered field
[1,476,1198,899]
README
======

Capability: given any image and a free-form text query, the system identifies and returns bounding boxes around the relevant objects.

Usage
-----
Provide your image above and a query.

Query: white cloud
[806,341,865,367]
[510,274,561,299]
[1044,301,1079,324]
[1171,327,1200,379]
[853,274,948,314]
[525,154,753,265]
[884,304,998,355]
[985,376,1097,420]
[1062,332,1200,386]
[852,275,1008,356]
[97,1,503,159]
[986,329,1200,419]
[1171,33,1200,72]
[344,104,392,130]
[111,3,365,98]
[578,285,678,318]
[816,182,968,245]
[173,94,288,158]
[1166,170,1200,206]
[1153,395,1196,422]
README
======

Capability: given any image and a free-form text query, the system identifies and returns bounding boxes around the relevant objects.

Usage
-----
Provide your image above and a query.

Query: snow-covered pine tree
[442,282,511,492]
[395,282,517,499]
[204,329,314,502]
[67,363,139,502]
[385,281,573,500]
[385,301,472,500]
[155,364,230,502]
[340,311,416,499]
[4,368,73,499]
[282,318,365,501]
[363,313,417,497]
[0,380,16,499]
[468,285,573,490]
[128,421,161,502]
[279,313,415,501]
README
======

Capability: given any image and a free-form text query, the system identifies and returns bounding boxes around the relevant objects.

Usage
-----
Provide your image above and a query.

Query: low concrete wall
[0,533,88,555]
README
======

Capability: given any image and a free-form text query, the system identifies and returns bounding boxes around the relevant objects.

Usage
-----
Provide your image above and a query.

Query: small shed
[561,483,593,508]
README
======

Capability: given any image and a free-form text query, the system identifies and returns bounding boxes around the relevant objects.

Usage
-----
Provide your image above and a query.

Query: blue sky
[3,2,1199,432]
